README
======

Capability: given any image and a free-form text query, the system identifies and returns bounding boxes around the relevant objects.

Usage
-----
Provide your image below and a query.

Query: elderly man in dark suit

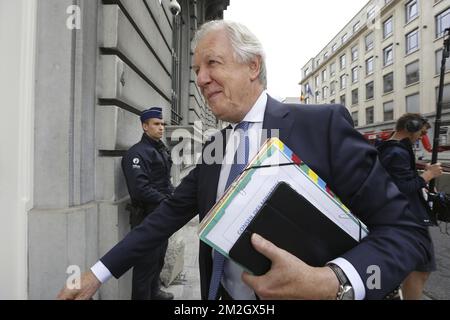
[58,20,431,300]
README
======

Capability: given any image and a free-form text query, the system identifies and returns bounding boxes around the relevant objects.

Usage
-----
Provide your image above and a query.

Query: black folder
[228,182,360,276]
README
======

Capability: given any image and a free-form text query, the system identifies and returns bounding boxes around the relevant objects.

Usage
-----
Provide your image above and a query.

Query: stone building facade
[0,0,229,299]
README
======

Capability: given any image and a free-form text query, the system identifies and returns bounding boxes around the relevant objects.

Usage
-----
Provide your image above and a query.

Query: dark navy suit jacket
[101,96,431,300]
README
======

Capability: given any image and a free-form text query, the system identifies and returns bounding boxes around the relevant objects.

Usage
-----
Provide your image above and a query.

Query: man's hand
[241,234,339,300]
[422,163,443,183]
[57,270,101,300]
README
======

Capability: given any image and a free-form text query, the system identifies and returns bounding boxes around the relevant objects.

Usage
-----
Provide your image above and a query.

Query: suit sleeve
[101,163,200,278]
[378,148,427,195]
[122,152,167,204]
[327,105,431,300]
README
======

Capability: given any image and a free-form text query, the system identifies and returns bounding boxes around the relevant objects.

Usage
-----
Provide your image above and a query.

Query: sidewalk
[165,218,201,300]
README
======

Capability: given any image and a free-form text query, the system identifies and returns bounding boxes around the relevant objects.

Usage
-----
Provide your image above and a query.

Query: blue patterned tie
[208,121,250,300]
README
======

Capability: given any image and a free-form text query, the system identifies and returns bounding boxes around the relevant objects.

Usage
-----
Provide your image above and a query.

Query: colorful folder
[198,138,369,263]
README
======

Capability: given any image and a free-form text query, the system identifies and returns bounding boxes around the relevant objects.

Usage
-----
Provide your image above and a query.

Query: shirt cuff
[90,261,113,284]
[329,257,366,300]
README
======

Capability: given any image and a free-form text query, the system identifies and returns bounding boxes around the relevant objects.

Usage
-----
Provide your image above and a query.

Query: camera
[168,0,181,16]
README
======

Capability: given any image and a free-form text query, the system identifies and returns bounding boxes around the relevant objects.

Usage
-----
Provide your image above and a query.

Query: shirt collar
[230,90,267,129]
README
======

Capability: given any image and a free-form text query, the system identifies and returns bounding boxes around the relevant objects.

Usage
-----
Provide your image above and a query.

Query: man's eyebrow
[207,53,224,60]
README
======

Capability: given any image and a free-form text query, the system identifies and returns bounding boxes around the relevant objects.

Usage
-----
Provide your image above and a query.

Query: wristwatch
[327,263,354,300]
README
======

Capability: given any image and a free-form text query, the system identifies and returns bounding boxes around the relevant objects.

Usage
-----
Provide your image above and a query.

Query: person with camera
[377,113,443,300]
[121,107,174,300]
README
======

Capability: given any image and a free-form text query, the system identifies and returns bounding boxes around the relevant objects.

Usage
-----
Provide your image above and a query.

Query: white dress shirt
[215,90,268,300]
[91,90,366,300]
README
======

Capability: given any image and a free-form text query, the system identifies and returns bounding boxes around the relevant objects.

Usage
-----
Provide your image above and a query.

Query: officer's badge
[133,158,140,164]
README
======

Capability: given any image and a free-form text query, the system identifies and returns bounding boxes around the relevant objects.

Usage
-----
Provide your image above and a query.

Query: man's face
[142,118,165,141]
[411,127,428,143]
[193,29,261,123]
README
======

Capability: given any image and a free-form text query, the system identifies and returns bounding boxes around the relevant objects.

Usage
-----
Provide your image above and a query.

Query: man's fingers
[250,233,281,262]
[57,288,76,300]
[241,271,265,298]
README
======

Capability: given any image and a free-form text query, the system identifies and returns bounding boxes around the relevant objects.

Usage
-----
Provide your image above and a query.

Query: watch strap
[327,263,354,300]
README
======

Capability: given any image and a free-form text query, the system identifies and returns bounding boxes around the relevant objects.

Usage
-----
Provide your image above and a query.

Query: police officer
[122,107,174,300]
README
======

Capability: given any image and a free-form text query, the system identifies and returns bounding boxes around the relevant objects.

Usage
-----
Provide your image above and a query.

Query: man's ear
[248,56,262,82]
[142,122,148,132]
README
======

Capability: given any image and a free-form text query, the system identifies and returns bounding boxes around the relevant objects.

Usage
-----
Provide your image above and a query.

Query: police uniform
[121,107,174,300]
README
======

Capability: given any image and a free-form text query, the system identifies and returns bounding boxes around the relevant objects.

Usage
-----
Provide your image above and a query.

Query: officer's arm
[122,154,167,204]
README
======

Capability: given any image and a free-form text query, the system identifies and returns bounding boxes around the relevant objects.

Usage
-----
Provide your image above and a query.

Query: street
[425,225,450,299]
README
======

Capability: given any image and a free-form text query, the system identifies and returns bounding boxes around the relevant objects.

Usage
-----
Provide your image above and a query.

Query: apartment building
[300,0,450,135]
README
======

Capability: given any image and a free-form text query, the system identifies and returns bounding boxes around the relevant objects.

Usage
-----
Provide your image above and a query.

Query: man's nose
[196,68,211,88]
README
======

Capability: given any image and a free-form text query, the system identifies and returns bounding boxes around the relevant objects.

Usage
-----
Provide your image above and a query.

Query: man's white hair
[192,20,267,89]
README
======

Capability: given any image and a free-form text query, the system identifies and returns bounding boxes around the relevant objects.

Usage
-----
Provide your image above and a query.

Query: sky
[224,0,369,99]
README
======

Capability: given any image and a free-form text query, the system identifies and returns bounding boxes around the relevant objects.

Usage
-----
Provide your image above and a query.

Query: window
[315,90,320,103]
[406,93,420,113]
[340,74,347,90]
[353,21,361,33]
[330,81,336,95]
[324,51,329,60]
[383,16,393,39]
[340,54,346,70]
[352,88,359,105]
[330,99,336,104]
[342,33,348,44]
[383,72,394,93]
[351,45,359,62]
[384,101,394,121]
[352,111,359,127]
[332,43,338,52]
[352,67,359,83]
[406,60,420,85]
[366,81,374,100]
[405,0,418,24]
[322,69,327,82]
[365,32,374,51]
[436,8,450,38]
[322,86,328,99]
[366,57,374,75]
[436,83,450,109]
[304,68,310,77]
[330,62,336,77]
[367,6,376,21]
[406,29,419,54]
[366,107,374,125]
[436,49,450,74]
[315,75,320,87]
[383,45,393,66]
[340,94,346,106]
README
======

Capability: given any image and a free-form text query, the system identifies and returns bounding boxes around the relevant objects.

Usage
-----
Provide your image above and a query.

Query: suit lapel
[263,96,294,143]
[200,127,231,220]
